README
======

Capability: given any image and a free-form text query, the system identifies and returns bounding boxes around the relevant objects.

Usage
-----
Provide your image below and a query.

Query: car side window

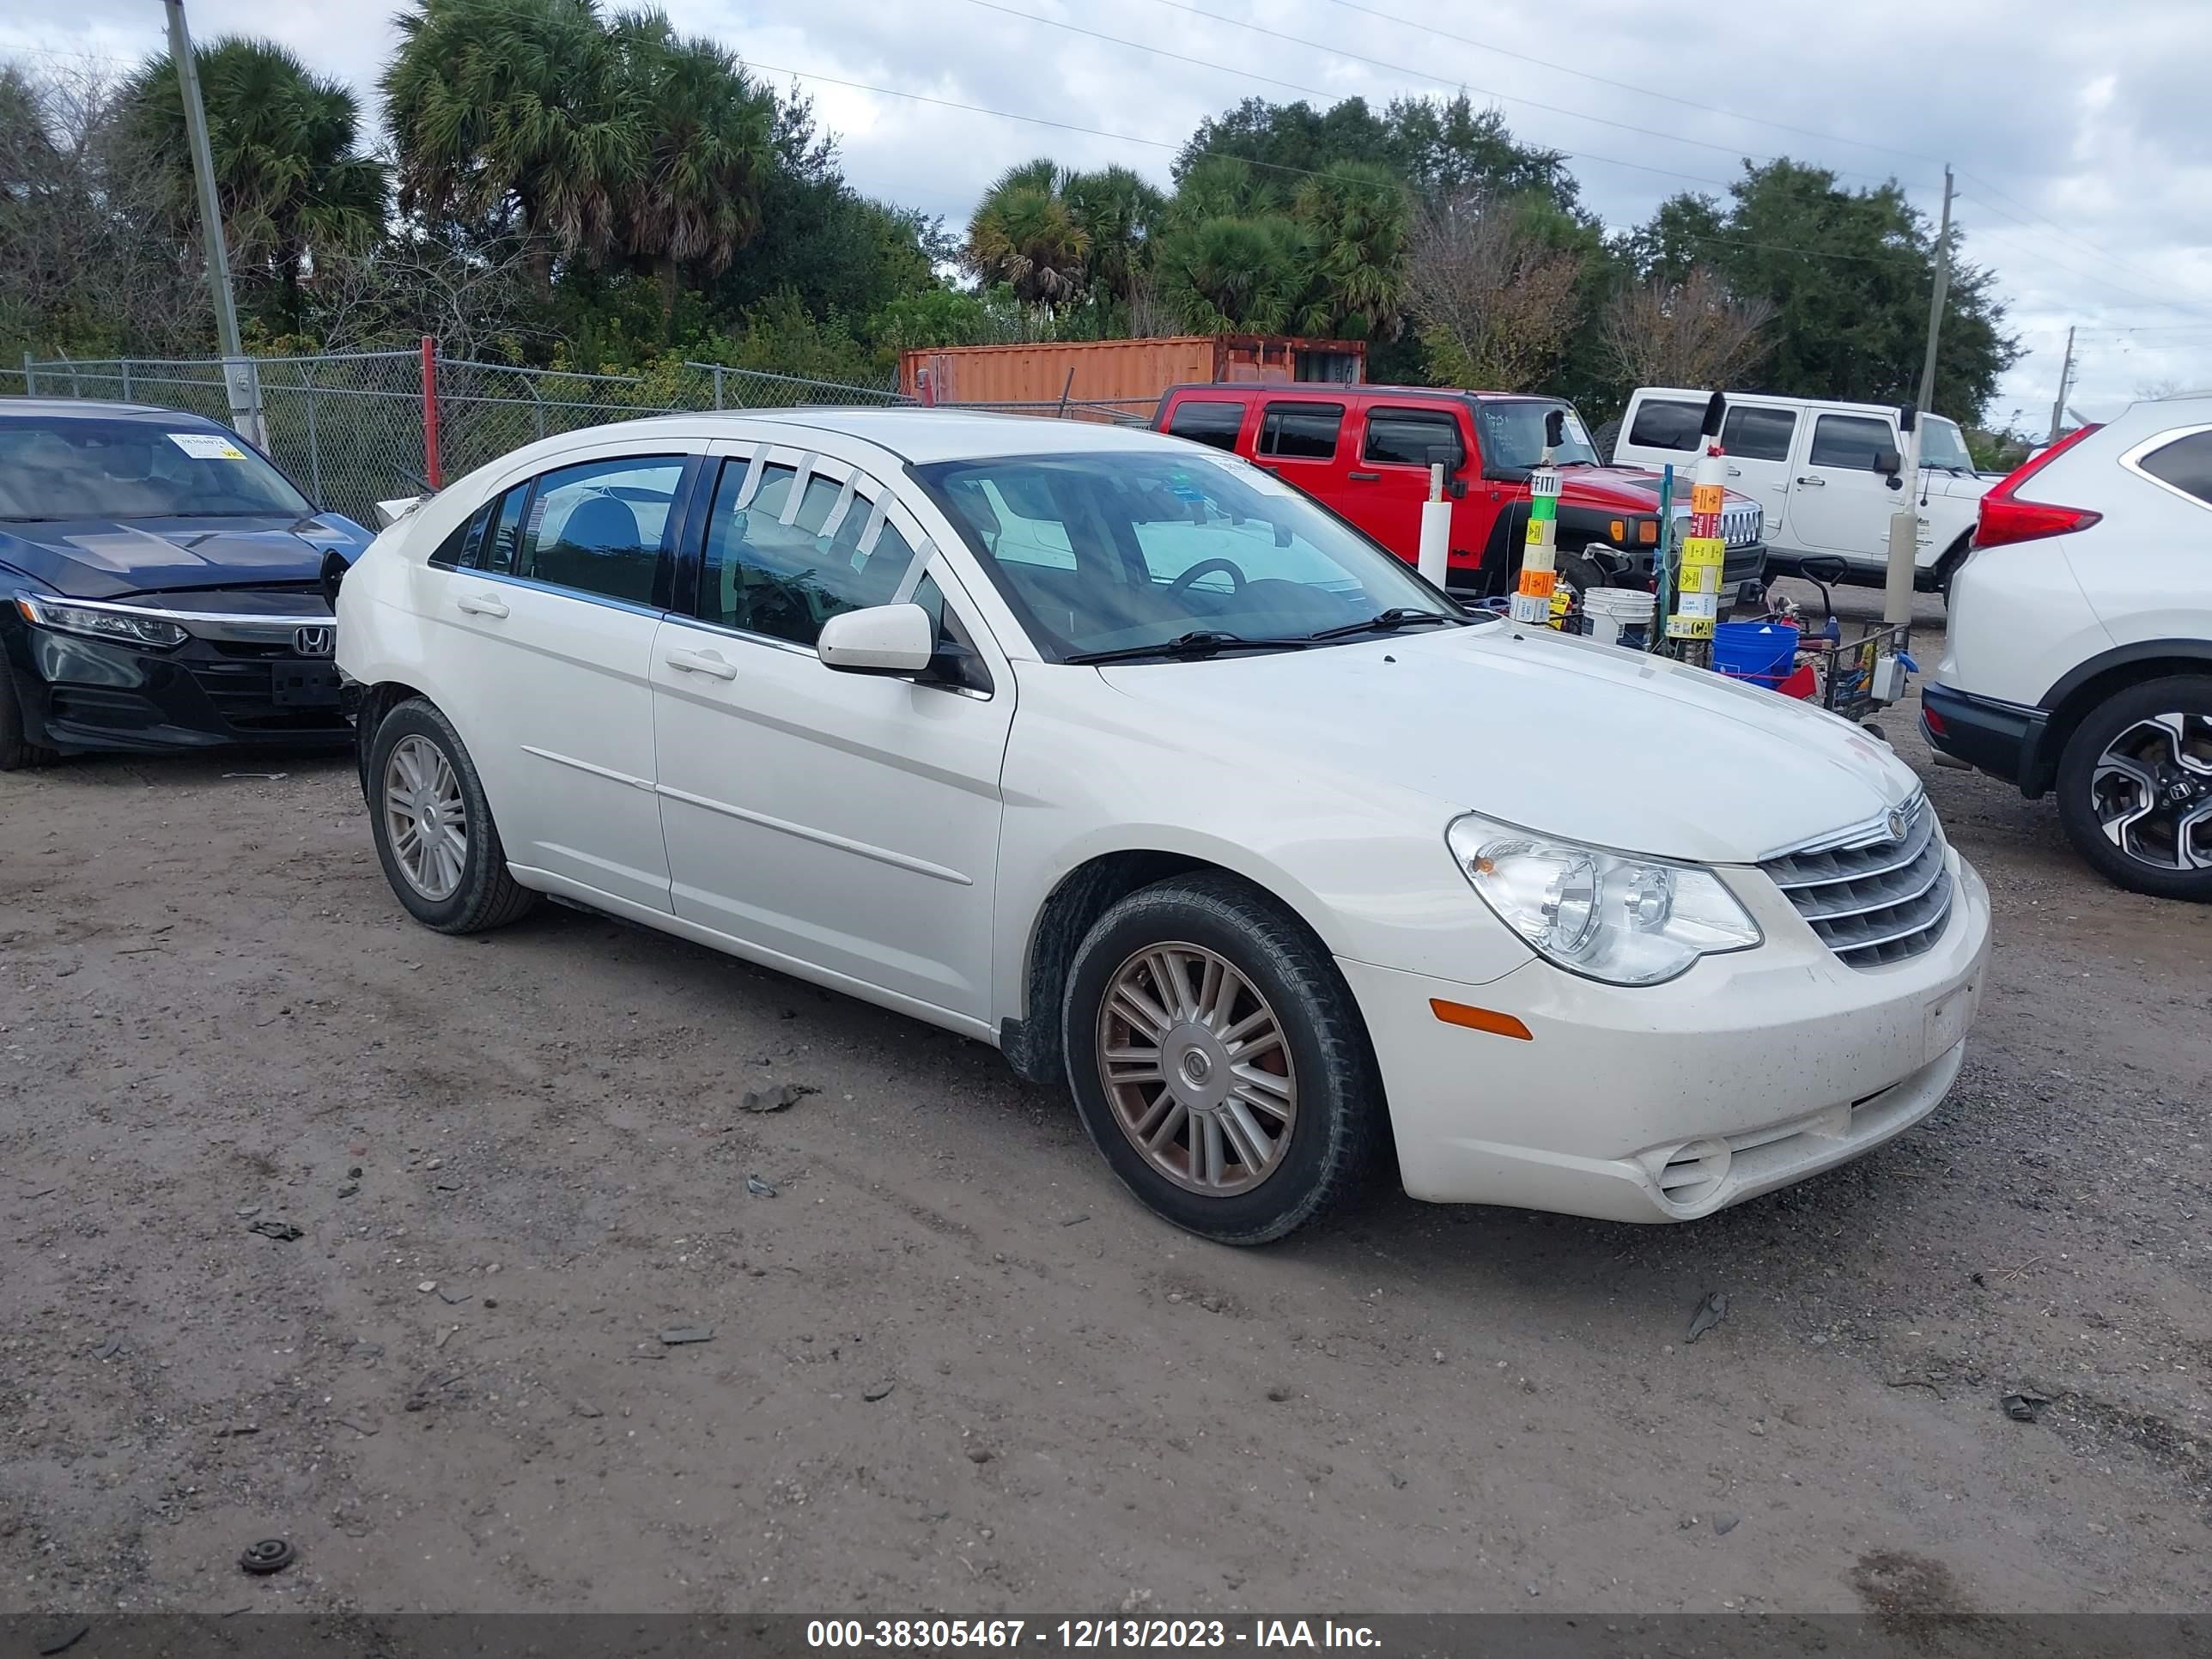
[1166,399,1246,453]
[2137,431,2212,508]
[1722,407,1796,464]
[1257,402,1343,460]
[1809,415,1896,471]
[1626,399,1705,451]
[479,488,529,574]
[514,456,684,605]
[698,456,924,648]
[1363,407,1464,468]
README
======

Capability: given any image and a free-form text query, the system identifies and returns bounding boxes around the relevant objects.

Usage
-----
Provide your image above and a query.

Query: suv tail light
[1974,424,2103,548]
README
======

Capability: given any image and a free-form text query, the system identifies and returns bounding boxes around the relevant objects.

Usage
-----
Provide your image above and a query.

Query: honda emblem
[295,625,334,658]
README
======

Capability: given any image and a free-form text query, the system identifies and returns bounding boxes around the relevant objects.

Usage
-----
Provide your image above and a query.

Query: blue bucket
[1711,622,1801,688]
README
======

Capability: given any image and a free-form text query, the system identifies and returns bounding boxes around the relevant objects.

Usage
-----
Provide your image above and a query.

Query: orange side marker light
[1430,999,1533,1041]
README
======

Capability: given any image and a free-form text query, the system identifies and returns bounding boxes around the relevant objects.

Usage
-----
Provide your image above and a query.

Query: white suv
[1924,398,2212,899]
[336,410,1989,1241]
[1613,388,1992,590]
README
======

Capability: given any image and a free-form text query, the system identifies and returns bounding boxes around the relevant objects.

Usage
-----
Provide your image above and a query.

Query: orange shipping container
[899,335,1364,408]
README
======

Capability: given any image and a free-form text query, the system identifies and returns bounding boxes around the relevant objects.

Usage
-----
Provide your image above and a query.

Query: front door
[1351,402,1470,570]
[649,445,1014,1024]
[425,449,696,913]
[1789,411,1903,564]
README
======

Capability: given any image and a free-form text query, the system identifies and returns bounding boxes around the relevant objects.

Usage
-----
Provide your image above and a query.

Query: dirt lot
[3,591,2209,1618]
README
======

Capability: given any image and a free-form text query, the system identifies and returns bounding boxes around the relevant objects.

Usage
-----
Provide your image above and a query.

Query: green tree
[1632,160,2021,421]
[123,39,385,331]
[963,159,1090,307]
[1062,165,1164,309]
[383,0,643,295]
[1154,215,1305,334]
[617,17,775,332]
[1290,161,1409,340]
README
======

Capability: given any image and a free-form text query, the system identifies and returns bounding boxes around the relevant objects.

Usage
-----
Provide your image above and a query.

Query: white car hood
[1098,622,1920,865]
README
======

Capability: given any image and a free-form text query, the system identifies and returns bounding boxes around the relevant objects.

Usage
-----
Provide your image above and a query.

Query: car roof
[0,398,224,426]
[602,406,1189,465]
[1163,382,1553,403]
[1633,387,1948,422]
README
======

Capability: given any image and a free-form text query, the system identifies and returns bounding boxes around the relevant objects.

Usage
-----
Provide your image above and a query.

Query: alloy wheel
[382,733,470,901]
[1095,942,1298,1196]
[2090,712,2212,872]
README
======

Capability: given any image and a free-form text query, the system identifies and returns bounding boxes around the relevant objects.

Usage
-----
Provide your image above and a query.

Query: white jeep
[1612,388,1994,592]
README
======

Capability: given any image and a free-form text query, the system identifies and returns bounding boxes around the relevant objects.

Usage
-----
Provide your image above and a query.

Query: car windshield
[0,417,315,521]
[1474,399,1602,469]
[915,449,1472,661]
[1919,416,1974,471]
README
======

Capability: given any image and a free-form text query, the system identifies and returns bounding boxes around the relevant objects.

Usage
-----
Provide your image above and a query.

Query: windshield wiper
[1307,607,1462,641]
[1065,629,1310,665]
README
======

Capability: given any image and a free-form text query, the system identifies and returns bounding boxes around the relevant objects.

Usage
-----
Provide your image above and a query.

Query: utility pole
[2049,325,2076,441]
[162,0,265,447]
[1915,165,1954,414]
[1887,164,1952,629]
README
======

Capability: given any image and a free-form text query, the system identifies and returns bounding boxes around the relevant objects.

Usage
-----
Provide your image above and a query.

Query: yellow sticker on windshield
[167,433,246,461]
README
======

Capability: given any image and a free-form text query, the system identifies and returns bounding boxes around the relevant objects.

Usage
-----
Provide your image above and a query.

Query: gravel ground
[3,591,2208,1617]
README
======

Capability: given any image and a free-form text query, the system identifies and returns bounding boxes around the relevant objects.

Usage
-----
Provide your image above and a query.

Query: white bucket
[1581,586,1656,646]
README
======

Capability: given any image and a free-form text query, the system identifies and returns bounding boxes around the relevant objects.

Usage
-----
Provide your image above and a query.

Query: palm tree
[1291,161,1410,340]
[382,0,644,295]
[1061,164,1164,309]
[617,17,774,331]
[125,39,385,331]
[963,159,1090,308]
[1154,215,1303,335]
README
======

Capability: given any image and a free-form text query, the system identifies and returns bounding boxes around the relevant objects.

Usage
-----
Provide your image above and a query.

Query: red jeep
[1152,383,1769,603]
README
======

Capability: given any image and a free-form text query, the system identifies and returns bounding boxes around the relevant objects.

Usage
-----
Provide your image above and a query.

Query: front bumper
[1922,682,2051,796]
[3,601,349,755]
[1339,848,1992,1223]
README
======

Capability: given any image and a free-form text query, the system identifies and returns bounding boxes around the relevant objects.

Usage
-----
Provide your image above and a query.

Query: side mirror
[1872,445,1902,477]
[1427,445,1469,500]
[817,604,936,677]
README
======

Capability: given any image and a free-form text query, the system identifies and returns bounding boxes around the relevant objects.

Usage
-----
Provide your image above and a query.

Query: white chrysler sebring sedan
[336,410,1990,1243]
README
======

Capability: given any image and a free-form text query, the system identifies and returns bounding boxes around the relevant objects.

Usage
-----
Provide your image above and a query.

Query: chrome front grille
[1674,501,1765,548]
[1762,794,1954,969]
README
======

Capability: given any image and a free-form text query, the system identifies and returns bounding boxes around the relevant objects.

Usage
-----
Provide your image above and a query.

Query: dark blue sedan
[0,401,375,769]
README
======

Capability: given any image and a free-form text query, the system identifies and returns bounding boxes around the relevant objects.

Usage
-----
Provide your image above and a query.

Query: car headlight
[1446,812,1761,986]
[15,595,187,649]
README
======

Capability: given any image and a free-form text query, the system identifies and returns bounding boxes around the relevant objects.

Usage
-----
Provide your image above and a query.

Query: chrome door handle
[1795,476,1826,487]
[665,648,738,681]
[455,592,509,617]
[1725,465,1741,477]
[1346,470,1382,481]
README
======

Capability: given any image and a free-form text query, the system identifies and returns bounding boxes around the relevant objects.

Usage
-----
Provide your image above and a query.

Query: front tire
[0,661,59,772]
[1061,872,1382,1244]
[366,697,538,933]
[2055,676,2212,901]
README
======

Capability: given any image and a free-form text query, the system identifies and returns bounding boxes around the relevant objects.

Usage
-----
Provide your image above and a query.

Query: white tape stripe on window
[820,474,860,542]
[781,453,819,526]
[855,495,890,556]
[732,450,768,510]
[890,539,935,603]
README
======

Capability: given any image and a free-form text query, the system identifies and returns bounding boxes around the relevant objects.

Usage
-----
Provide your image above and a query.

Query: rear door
[1718,403,1798,545]
[1253,396,1349,518]
[1350,399,1467,564]
[1790,410,1902,565]
[428,447,699,914]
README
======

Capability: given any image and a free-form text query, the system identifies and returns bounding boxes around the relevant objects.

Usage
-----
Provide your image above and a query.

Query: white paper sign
[168,432,246,461]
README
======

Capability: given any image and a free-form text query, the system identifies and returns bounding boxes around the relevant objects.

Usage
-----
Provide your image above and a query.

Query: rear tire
[2055,676,2212,902]
[365,697,538,933]
[0,662,59,772]
[1061,872,1382,1244]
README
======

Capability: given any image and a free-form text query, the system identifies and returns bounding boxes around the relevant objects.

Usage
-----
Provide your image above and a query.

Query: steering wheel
[1167,557,1247,596]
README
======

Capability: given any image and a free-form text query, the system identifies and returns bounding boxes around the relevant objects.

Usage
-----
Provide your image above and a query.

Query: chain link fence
[5,349,940,527]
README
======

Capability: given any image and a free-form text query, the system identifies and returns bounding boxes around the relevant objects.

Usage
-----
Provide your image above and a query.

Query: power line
[1955,211,2212,315]
[1311,0,1946,168]
[1959,168,2212,307]
[1129,0,1938,189]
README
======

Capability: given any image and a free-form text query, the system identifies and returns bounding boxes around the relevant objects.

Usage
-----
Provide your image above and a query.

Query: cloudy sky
[9,0,2211,432]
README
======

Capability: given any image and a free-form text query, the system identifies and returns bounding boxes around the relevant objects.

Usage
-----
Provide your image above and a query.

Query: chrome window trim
[1753,791,1929,865]
[2118,422,2212,514]
[450,566,670,623]
[14,589,332,642]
